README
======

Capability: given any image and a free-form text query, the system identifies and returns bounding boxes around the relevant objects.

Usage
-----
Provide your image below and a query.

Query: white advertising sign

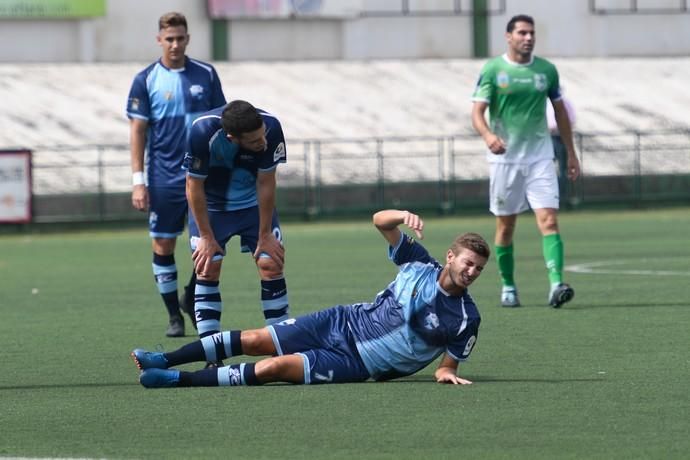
[0,150,32,223]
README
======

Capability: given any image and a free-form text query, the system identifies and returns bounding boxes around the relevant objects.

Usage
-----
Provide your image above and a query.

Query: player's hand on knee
[192,236,223,277]
[254,233,285,269]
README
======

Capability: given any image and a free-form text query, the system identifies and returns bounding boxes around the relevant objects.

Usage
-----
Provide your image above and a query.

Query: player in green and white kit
[471,14,581,308]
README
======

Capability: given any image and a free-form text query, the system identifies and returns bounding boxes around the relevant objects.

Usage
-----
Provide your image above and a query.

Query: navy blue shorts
[148,186,187,238]
[188,206,283,259]
[268,305,371,384]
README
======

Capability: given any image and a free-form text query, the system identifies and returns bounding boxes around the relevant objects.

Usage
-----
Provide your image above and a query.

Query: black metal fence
[21,130,690,223]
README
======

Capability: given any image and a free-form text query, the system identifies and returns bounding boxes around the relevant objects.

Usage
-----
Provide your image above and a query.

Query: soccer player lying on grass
[131,209,490,388]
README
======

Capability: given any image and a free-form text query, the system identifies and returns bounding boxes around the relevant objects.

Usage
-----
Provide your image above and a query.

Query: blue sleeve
[548,66,562,101]
[126,71,150,120]
[446,319,479,362]
[389,233,434,266]
[183,120,211,178]
[210,66,227,108]
[258,119,287,171]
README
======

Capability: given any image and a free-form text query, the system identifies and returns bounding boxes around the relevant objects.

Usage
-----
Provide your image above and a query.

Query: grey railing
[21,129,690,221]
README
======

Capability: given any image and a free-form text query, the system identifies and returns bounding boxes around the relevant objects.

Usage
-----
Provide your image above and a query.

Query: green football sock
[495,244,515,287]
[542,233,564,285]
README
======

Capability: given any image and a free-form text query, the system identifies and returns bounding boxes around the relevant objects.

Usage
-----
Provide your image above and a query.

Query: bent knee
[241,328,275,355]
[256,257,283,279]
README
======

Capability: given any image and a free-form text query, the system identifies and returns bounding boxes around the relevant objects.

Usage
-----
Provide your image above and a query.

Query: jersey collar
[501,53,534,67]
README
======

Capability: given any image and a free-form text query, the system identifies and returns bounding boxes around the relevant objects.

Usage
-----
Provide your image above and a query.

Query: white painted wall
[0,0,688,62]
[488,1,690,58]
[0,0,213,63]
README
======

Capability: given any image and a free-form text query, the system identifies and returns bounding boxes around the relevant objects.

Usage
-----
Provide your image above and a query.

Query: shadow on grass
[0,382,138,391]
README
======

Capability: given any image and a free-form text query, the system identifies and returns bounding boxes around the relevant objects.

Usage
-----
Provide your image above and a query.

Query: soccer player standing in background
[471,14,580,308]
[126,12,226,337]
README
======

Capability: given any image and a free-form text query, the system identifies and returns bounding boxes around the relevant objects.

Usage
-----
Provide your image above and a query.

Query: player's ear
[446,249,455,264]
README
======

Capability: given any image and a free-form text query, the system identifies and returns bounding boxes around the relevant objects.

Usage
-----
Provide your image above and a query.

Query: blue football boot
[131,348,169,370]
[139,368,180,388]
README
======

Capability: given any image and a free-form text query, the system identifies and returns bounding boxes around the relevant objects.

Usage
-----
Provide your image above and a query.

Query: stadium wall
[1,0,689,63]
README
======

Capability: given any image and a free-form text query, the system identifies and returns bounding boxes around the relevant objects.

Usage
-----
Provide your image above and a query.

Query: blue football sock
[261,278,289,325]
[195,279,222,338]
[152,253,180,318]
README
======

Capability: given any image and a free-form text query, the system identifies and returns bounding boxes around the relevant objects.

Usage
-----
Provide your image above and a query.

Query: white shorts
[489,159,559,216]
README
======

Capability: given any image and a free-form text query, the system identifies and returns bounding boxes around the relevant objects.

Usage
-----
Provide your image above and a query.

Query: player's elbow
[372,210,386,229]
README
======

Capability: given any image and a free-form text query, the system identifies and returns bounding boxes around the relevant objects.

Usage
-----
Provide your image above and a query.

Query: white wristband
[132,172,145,186]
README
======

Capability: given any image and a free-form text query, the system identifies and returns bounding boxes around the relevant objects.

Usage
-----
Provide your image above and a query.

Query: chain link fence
[22,130,690,222]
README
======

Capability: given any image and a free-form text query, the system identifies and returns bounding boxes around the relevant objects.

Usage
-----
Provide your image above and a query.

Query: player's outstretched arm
[434,354,472,385]
[373,209,424,246]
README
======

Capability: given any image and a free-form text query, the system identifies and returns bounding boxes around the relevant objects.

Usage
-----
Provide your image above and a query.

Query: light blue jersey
[126,57,226,187]
[347,234,481,381]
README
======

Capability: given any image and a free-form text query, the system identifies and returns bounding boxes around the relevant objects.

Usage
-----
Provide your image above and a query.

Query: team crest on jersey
[534,73,547,91]
[424,312,439,330]
[273,142,286,162]
[129,97,140,111]
[189,84,205,100]
[497,71,510,89]
[164,91,173,101]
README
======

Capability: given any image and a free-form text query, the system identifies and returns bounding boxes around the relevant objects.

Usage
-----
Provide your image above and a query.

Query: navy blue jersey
[347,233,481,381]
[183,107,287,211]
[126,57,226,187]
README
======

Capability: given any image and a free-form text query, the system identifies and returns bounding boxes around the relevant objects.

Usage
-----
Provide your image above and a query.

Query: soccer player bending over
[132,209,490,388]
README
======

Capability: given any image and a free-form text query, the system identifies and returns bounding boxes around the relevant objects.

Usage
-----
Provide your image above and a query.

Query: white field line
[566,260,690,276]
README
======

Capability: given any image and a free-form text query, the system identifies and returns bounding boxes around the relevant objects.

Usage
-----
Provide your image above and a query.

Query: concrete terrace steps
[1,58,689,193]
[2,58,690,146]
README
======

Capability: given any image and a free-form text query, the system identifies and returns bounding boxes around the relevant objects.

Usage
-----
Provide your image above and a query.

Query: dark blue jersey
[126,57,226,187]
[183,107,287,211]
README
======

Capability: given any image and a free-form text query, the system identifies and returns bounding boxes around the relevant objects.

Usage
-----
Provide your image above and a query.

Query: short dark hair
[506,14,534,33]
[159,12,187,31]
[450,232,491,259]
[221,100,263,137]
